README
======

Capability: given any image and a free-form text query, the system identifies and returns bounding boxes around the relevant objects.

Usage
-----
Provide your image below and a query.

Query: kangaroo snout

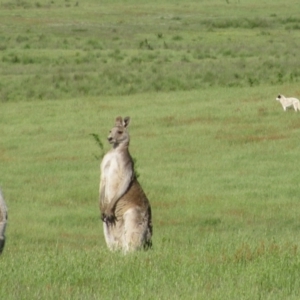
[107,134,115,144]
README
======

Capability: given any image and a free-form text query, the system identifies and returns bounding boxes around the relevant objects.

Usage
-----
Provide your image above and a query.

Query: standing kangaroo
[0,189,8,254]
[99,116,152,252]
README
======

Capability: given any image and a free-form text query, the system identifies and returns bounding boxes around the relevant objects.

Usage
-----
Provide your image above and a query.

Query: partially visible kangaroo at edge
[0,189,8,254]
[99,116,152,253]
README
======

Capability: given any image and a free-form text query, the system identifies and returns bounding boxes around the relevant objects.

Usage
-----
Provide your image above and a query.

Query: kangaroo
[99,116,152,253]
[0,189,8,254]
[276,94,300,112]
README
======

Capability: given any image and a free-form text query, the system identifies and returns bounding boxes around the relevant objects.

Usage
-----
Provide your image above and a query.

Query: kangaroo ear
[115,116,123,126]
[123,116,131,128]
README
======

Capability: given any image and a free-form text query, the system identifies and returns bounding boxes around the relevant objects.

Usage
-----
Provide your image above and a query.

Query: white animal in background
[99,116,152,253]
[0,189,8,254]
[276,94,300,112]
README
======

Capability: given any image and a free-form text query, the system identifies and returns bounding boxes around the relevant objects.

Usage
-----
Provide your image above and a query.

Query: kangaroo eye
[118,131,123,134]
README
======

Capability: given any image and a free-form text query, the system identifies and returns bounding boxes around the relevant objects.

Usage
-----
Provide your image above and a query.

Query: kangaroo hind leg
[122,208,148,253]
[103,221,123,251]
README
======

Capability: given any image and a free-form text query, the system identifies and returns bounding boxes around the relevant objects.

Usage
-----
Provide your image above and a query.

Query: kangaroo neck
[113,141,129,151]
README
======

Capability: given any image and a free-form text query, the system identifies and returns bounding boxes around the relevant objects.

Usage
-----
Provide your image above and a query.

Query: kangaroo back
[0,189,8,254]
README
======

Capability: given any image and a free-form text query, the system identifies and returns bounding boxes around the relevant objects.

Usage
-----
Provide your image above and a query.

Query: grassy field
[1,0,300,100]
[1,0,300,299]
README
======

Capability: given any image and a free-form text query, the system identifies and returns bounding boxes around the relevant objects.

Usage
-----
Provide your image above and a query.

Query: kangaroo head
[107,116,131,147]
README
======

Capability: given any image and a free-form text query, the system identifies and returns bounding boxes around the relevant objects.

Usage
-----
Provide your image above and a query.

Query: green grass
[1,0,300,299]
[2,84,300,299]
[1,0,300,100]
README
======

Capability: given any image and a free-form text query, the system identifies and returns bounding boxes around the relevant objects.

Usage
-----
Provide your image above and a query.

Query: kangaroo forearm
[109,177,132,209]
[99,186,106,212]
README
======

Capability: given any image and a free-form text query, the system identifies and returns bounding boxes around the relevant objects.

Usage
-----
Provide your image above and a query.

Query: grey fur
[0,189,8,254]
[99,116,152,253]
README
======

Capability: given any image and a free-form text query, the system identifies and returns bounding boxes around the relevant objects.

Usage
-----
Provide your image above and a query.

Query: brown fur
[99,116,152,252]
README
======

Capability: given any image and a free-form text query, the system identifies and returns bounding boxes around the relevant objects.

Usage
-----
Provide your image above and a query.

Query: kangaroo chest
[101,152,120,180]
[101,150,131,204]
